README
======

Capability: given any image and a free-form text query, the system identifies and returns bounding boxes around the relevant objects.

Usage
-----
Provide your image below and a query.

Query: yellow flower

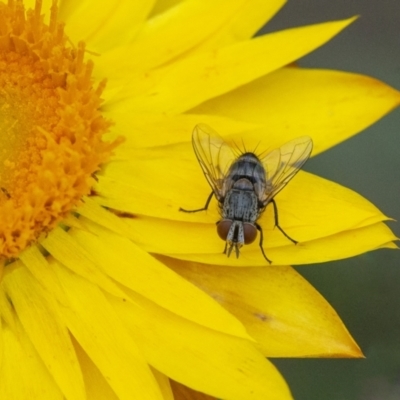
[0,1,398,399]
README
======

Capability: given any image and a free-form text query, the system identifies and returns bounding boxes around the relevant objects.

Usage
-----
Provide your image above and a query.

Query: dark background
[260,1,400,399]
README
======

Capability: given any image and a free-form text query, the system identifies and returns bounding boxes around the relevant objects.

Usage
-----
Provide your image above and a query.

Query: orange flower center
[0,0,120,260]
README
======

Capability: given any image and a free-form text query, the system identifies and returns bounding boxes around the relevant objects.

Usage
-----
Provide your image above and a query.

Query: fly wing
[260,136,313,204]
[192,124,235,201]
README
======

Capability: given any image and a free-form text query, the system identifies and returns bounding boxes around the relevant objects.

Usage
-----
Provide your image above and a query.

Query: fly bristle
[252,141,263,157]
[231,140,243,157]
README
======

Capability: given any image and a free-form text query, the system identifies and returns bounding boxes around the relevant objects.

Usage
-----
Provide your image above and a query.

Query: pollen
[0,0,120,259]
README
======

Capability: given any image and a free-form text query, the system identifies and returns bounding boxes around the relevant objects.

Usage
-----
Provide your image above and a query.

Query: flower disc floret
[0,0,119,260]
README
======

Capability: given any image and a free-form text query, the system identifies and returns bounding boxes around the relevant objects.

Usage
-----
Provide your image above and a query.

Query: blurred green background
[260,1,400,399]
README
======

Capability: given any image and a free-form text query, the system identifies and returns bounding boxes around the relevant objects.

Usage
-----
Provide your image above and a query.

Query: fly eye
[243,223,257,244]
[217,220,232,240]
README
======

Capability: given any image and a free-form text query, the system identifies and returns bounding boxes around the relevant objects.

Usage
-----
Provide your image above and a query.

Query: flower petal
[95,217,395,266]
[69,204,253,341]
[192,67,400,155]
[2,263,86,400]
[108,17,355,113]
[72,338,119,400]
[97,0,285,83]
[151,0,285,44]
[151,369,175,400]
[169,222,396,266]
[170,380,216,400]
[0,322,63,399]
[51,260,164,400]
[164,257,363,357]
[108,289,293,400]
[150,0,184,17]
[19,246,67,302]
[106,112,260,149]
[40,227,129,300]
[182,0,287,52]
[60,0,155,52]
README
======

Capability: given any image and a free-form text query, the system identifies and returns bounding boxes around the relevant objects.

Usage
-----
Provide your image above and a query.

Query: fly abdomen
[223,178,259,223]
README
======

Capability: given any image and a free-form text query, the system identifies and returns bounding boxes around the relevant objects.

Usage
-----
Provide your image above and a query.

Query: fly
[180,124,313,263]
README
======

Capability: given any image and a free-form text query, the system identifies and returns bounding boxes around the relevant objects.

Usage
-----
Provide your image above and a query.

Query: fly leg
[179,191,214,213]
[270,198,298,244]
[255,222,272,264]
